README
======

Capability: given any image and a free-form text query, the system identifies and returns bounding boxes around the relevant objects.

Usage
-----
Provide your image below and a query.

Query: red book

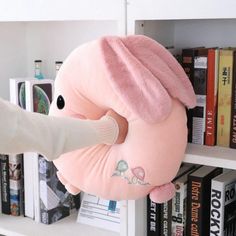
[205,49,219,146]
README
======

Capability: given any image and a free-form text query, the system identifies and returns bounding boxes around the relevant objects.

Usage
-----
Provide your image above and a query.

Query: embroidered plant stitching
[112,160,150,186]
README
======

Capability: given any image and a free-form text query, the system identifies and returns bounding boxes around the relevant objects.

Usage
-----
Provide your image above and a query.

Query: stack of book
[147,164,236,236]
[182,47,236,148]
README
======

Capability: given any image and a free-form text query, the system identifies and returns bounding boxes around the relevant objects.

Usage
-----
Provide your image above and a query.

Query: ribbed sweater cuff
[92,115,119,145]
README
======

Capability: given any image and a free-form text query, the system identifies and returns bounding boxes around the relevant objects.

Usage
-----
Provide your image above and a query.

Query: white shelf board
[127,0,236,20]
[0,213,119,236]
[184,143,236,170]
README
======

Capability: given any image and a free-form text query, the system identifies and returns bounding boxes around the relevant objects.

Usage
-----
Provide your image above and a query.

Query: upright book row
[0,78,80,224]
[182,47,236,148]
[147,164,236,236]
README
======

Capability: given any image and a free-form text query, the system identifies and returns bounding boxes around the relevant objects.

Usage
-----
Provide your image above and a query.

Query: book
[172,167,198,236]
[23,152,36,219]
[25,78,54,222]
[147,196,161,236]
[217,49,235,147]
[186,166,223,236]
[230,51,236,149]
[182,47,204,143]
[77,194,120,233]
[205,48,219,146]
[210,170,236,236]
[192,48,208,145]
[0,154,10,214]
[160,200,171,236]
[9,154,24,216]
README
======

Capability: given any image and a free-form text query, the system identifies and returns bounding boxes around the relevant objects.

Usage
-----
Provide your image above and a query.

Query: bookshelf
[1,0,236,236]
[126,1,236,236]
[185,143,236,170]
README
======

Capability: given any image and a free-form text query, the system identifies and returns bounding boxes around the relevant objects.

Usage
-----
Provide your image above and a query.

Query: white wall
[174,19,236,50]
[0,20,118,100]
[25,21,118,79]
[0,22,27,99]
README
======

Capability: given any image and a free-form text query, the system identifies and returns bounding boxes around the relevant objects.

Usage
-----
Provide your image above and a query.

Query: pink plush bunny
[49,35,196,203]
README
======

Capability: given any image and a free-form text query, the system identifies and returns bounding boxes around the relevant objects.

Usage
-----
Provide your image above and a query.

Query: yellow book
[217,49,234,147]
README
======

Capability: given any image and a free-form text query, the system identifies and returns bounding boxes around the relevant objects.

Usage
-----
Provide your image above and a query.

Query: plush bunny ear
[99,36,196,124]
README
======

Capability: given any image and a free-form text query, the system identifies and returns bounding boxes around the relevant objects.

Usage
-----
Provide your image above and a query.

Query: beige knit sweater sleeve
[0,98,119,161]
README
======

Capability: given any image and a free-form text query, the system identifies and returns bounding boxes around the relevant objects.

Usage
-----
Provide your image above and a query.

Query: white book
[25,79,54,223]
[23,152,37,219]
[77,194,121,233]
[210,170,236,236]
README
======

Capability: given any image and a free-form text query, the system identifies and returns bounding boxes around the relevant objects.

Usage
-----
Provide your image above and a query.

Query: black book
[147,195,161,236]
[186,166,222,236]
[0,154,11,214]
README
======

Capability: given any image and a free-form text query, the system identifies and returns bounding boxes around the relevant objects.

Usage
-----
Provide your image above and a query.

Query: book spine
[182,49,196,143]
[186,176,202,236]
[230,51,236,148]
[23,152,34,218]
[210,180,224,236]
[147,196,161,236]
[192,55,208,145]
[217,49,234,147]
[0,155,11,214]
[172,182,186,236]
[160,200,171,236]
[224,181,236,235]
[9,154,23,216]
[205,49,219,146]
[20,155,25,216]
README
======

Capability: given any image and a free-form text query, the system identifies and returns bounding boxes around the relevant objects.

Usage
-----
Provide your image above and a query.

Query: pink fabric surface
[49,35,196,202]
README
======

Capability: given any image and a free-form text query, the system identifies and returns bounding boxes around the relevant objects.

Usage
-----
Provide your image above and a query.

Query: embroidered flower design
[112,160,129,176]
[112,161,149,186]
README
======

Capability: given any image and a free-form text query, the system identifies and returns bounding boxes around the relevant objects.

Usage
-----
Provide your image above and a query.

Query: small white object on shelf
[77,194,121,233]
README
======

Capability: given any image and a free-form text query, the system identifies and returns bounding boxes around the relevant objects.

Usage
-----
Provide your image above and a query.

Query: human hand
[106,110,128,144]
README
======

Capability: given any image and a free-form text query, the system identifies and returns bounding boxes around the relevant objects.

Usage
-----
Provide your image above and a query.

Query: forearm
[0,98,118,161]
